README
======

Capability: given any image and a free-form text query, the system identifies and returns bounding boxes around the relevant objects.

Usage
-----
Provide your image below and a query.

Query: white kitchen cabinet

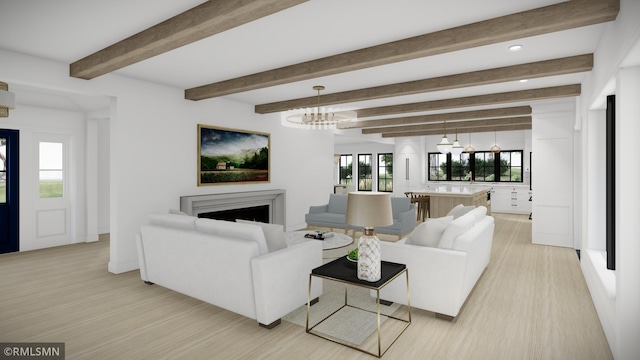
[490,185,531,214]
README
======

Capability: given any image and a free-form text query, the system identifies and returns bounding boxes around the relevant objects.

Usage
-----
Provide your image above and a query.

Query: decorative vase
[357,227,381,282]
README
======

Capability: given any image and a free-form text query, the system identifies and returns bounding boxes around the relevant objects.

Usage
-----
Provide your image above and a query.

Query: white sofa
[375,206,494,320]
[136,213,323,329]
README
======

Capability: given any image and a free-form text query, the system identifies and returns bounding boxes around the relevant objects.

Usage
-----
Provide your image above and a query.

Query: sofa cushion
[467,206,487,223]
[148,213,197,231]
[405,216,453,247]
[447,204,476,219]
[236,220,287,252]
[169,209,190,216]
[195,218,269,255]
[438,212,476,249]
[327,194,348,214]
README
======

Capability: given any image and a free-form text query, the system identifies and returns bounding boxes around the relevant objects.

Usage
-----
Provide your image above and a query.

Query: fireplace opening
[198,205,270,223]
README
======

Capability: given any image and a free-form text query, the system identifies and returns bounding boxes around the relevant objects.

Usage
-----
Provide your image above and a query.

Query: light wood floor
[0,214,612,359]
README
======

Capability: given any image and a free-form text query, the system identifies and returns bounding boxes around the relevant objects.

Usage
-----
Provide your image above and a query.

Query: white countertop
[412,185,491,195]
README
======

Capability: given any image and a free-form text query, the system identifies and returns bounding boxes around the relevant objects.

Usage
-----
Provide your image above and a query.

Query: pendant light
[450,128,464,156]
[490,130,501,153]
[464,132,475,154]
[436,120,452,154]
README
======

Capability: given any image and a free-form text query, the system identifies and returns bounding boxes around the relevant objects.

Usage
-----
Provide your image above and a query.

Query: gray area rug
[282,280,401,345]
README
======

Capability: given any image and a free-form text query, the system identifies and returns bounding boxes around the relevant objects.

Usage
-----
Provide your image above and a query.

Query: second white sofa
[374,206,494,320]
[136,213,323,328]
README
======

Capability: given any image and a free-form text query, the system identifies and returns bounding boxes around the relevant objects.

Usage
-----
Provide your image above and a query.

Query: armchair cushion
[326,194,348,214]
[236,220,287,253]
[405,216,453,247]
[438,212,475,249]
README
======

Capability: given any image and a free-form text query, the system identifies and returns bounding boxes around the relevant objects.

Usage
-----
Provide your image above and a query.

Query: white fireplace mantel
[180,189,286,226]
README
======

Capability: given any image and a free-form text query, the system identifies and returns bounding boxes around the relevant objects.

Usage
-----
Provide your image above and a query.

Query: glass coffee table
[306,257,411,358]
[284,231,353,251]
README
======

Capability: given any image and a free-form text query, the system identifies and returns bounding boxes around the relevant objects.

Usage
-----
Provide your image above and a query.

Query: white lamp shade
[450,140,464,156]
[436,136,452,154]
[345,192,393,228]
[464,145,475,153]
[490,144,501,153]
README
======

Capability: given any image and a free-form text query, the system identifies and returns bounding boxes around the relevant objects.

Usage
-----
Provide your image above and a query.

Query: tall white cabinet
[531,101,575,248]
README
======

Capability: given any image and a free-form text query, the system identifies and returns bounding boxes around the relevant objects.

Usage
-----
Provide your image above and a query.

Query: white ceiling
[0,0,626,143]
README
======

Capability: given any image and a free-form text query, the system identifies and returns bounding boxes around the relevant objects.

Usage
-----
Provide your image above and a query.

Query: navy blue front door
[0,129,19,254]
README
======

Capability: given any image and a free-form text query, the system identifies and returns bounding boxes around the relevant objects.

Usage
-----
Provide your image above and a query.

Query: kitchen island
[413,185,491,218]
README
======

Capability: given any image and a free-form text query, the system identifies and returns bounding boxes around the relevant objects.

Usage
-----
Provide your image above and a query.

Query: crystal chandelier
[281,86,356,129]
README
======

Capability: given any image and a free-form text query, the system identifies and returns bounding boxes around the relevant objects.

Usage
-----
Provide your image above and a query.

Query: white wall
[578,0,640,358]
[0,49,334,274]
[0,104,89,251]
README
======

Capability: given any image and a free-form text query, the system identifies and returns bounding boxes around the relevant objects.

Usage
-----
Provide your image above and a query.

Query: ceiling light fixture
[281,85,356,129]
[450,128,464,156]
[0,82,16,118]
[490,130,501,153]
[464,133,475,154]
[508,44,523,51]
[436,120,452,154]
[519,79,529,83]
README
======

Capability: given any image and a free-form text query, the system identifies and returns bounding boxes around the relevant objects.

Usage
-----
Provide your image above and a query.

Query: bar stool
[414,195,430,222]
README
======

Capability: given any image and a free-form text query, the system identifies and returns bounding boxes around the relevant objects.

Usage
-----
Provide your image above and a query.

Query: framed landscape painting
[198,124,270,186]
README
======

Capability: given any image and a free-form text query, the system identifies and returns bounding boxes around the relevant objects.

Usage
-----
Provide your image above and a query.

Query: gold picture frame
[197,124,270,186]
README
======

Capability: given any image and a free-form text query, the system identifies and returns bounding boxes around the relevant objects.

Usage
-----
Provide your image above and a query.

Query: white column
[84,118,99,242]
[615,65,640,360]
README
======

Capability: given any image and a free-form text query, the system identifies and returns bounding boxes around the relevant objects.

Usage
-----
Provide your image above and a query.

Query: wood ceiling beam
[339,106,531,129]
[382,124,533,138]
[186,0,618,100]
[70,0,308,80]
[255,55,592,113]
[362,116,532,135]
[356,84,580,118]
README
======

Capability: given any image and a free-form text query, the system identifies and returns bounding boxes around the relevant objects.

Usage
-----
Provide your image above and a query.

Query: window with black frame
[474,151,495,182]
[451,152,471,181]
[428,152,448,181]
[429,150,523,183]
[339,154,352,185]
[358,154,372,191]
[499,150,523,182]
[378,153,393,192]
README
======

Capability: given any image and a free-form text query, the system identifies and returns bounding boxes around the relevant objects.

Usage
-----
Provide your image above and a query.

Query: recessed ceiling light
[509,44,523,51]
[519,79,528,83]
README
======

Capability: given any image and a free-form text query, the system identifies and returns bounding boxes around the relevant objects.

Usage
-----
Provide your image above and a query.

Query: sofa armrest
[376,241,467,317]
[308,204,328,214]
[251,241,323,325]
